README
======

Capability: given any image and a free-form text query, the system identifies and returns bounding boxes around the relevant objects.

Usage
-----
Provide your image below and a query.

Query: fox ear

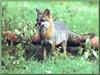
[36,8,42,14]
[44,9,51,16]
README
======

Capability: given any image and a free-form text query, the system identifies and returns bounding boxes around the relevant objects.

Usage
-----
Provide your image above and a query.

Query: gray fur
[53,21,69,45]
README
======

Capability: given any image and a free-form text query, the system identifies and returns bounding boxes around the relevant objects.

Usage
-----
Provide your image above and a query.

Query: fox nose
[41,23,44,26]
[40,22,46,26]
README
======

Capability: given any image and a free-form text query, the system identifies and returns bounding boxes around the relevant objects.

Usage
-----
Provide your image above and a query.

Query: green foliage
[1,44,25,69]
[16,44,25,62]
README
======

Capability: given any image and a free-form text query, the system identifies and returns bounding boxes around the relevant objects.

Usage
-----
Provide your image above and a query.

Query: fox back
[54,21,69,45]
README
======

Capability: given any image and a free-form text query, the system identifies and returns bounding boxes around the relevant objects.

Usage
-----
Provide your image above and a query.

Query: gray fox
[35,8,79,59]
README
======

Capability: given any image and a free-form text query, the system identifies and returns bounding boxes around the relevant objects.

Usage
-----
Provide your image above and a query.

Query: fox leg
[51,43,55,56]
[49,40,55,56]
[42,40,47,60]
[43,47,47,60]
[62,40,67,57]
[43,40,52,60]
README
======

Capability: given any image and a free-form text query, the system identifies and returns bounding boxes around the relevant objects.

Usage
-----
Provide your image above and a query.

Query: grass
[1,0,99,74]
[1,56,99,74]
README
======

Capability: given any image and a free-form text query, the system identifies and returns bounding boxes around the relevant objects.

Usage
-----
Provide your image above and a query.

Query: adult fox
[35,9,78,59]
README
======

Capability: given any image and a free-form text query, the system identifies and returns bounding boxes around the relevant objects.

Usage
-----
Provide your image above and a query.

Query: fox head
[35,8,53,28]
[35,9,55,39]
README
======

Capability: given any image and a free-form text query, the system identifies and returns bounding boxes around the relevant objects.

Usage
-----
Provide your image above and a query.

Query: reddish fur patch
[43,16,55,39]
[46,22,54,39]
